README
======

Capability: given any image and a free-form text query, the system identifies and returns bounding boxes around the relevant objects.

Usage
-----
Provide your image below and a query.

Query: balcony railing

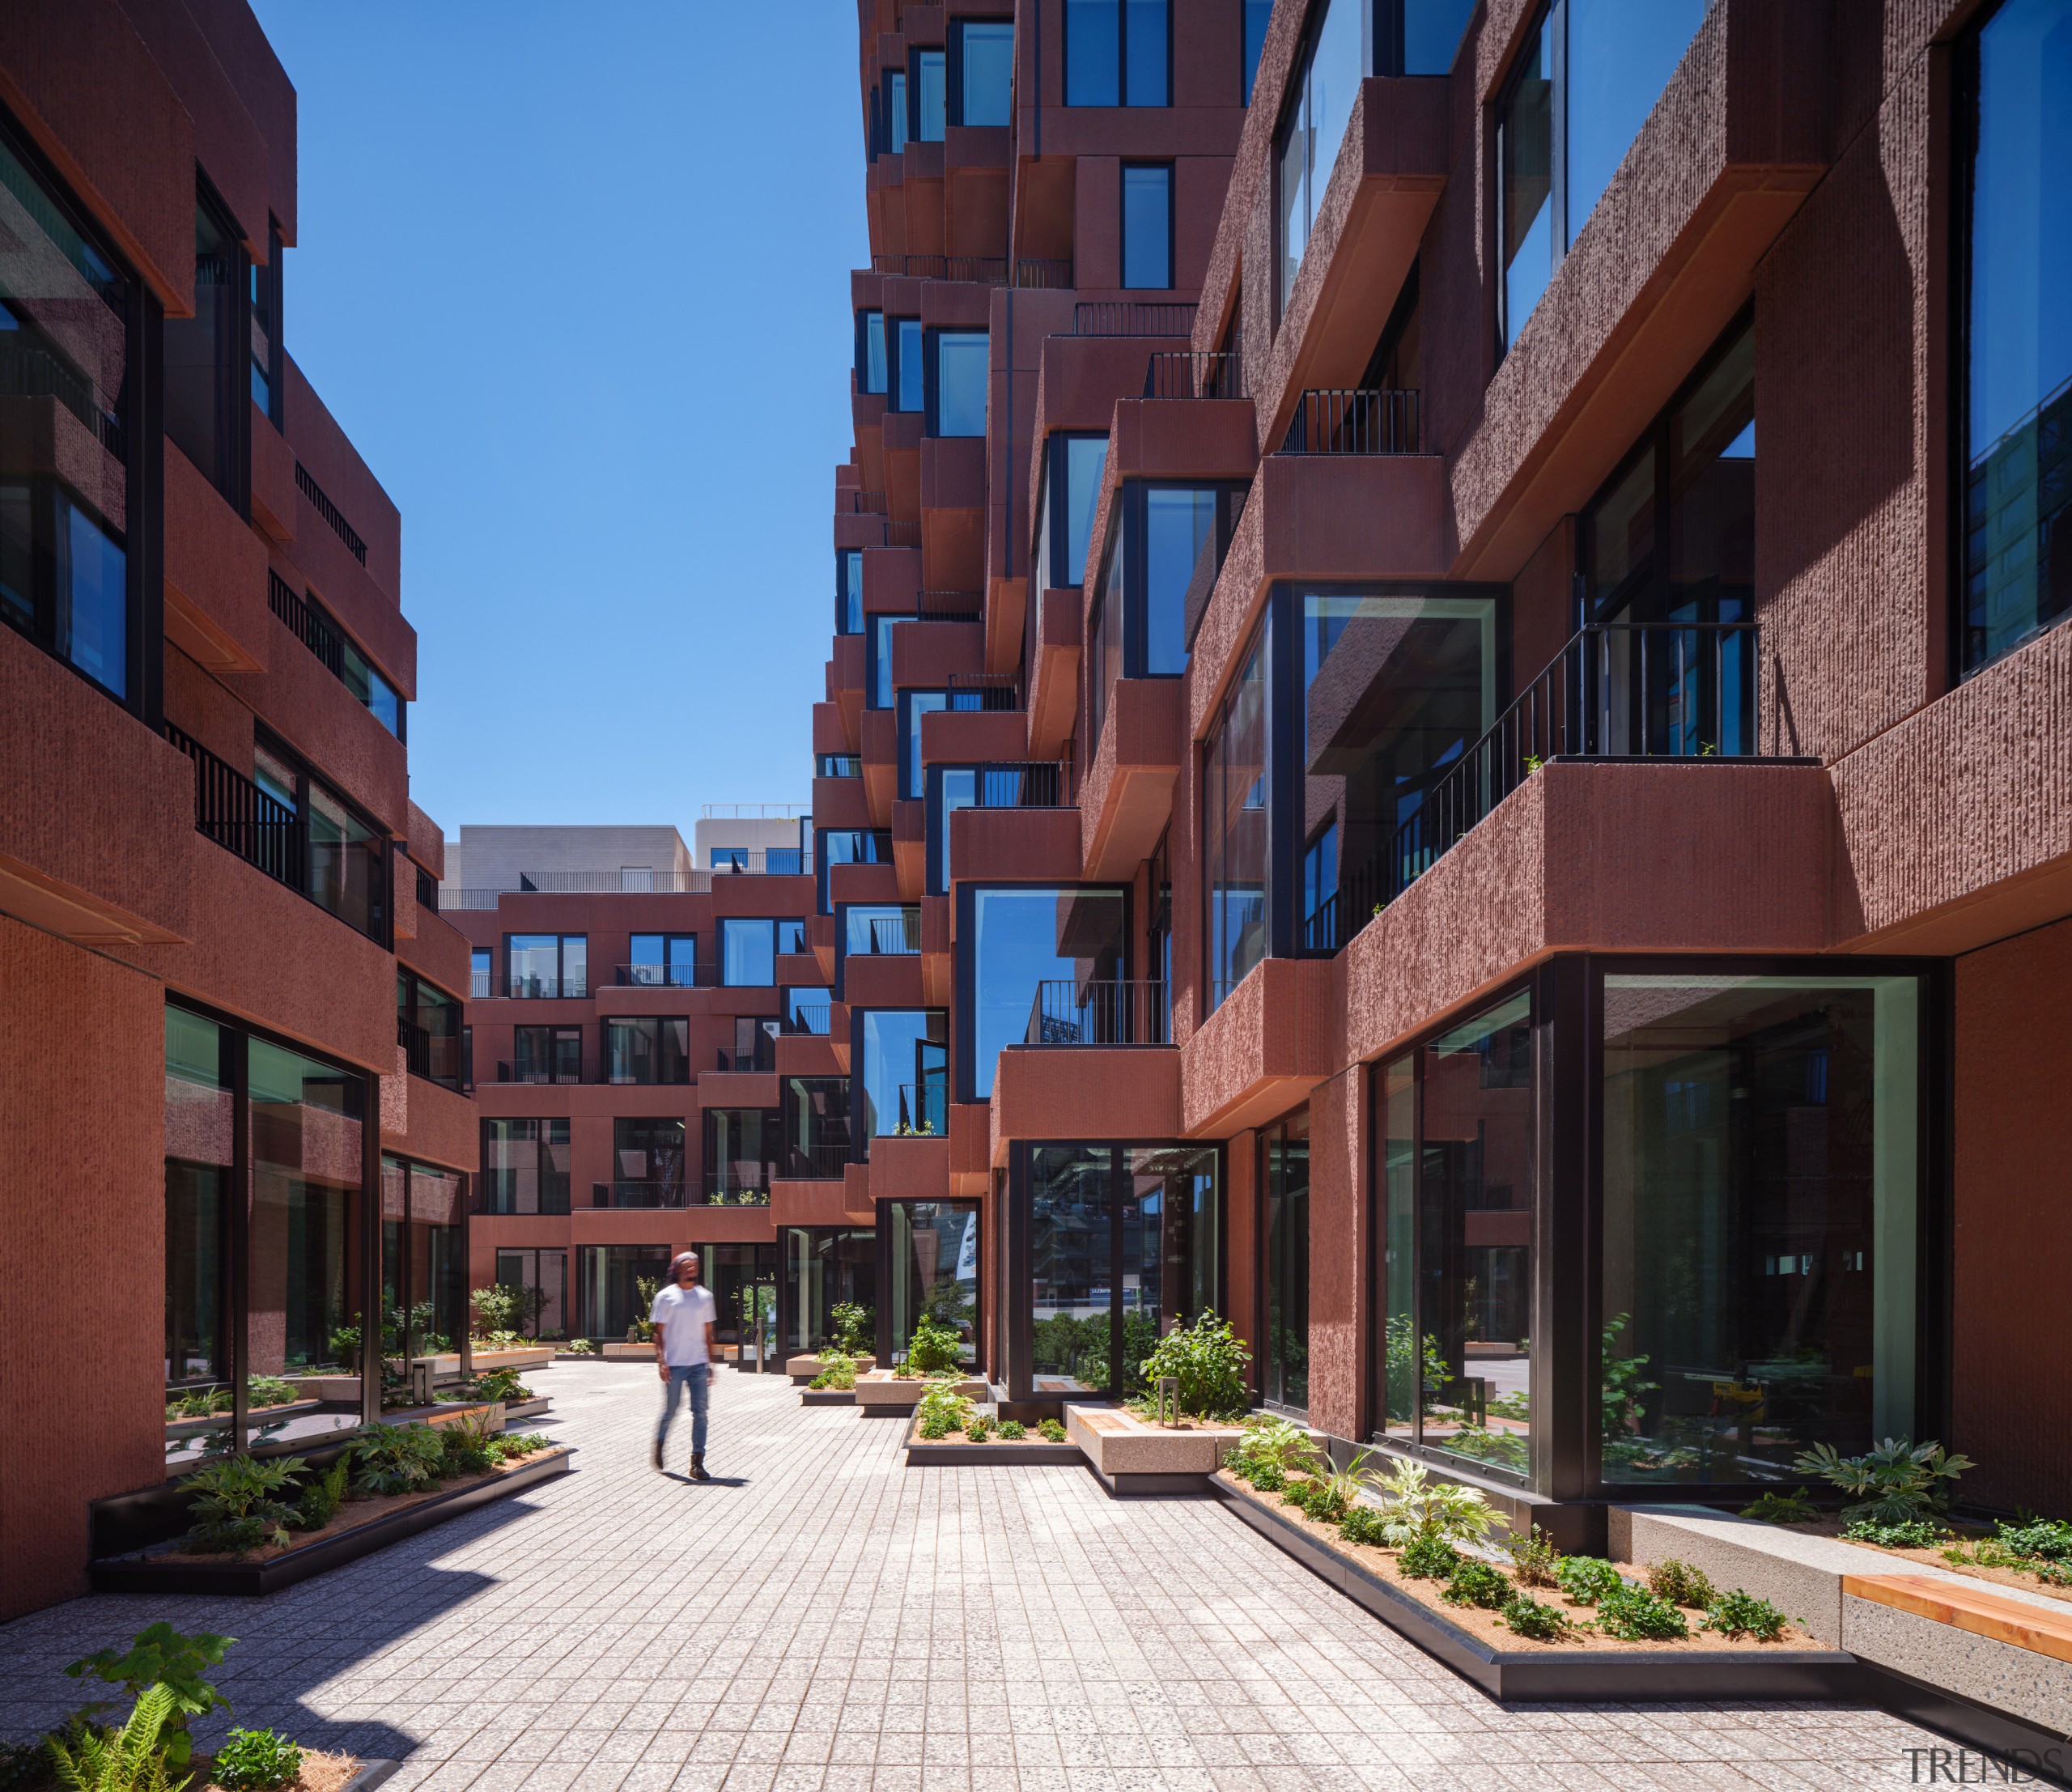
[892,1082,948,1136]
[473,1186,571,1217]
[850,911,921,955]
[1025,979,1171,1047]
[470,970,495,997]
[699,1169,774,1205]
[946,671,1021,711]
[295,461,367,565]
[1143,351,1246,401]
[783,1139,852,1179]
[1301,621,1761,952]
[1281,389,1422,454]
[505,974,588,999]
[886,520,922,548]
[782,999,832,1035]
[496,1062,584,1085]
[717,1031,778,1074]
[917,588,983,619]
[839,490,890,514]
[616,962,702,987]
[0,340,126,462]
[1074,301,1198,338]
[165,723,306,892]
[397,1016,462,1089]
[592,1180,692,1210]
[868,254,1072,288]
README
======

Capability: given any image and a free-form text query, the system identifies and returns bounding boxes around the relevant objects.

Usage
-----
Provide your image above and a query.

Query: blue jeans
[657,1362,710,1457]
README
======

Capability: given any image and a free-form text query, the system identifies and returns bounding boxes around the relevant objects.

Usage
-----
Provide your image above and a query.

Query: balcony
[396,1016,462,1089]
[615,962,702,988]
[1280,389,1420,455]
[699,1167,774,1206]
[868,253,1072,287]
[782,996,832,1035]
[167,722,304,891]
[891,1081,947,1136]
[1143,352,1246,401]
[1304,622,1762,952]
[1074,301,1197,338]
[495,1062,584,1085]
[505,973,588,999]
[1025,979,1170,1047]
[782,1139,852,1180]
[473,1187,571,1217]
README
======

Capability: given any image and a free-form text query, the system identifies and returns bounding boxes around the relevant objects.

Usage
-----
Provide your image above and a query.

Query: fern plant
[350,1422,447,1495]
[180,1456,305,1558]
[46,1684,189,1792]
[295,1459,350,1532]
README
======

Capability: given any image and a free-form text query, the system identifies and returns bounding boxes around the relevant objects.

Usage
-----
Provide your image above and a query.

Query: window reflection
[857,1008,947,1144]
[966,886,1127,1097]
[1204,637,1268,1009]
[1262,1113,1310,1409]
[956,21,1014,125]
[1121,163,1172,289]
[930,329,988,436]
[891,1200,980,1363]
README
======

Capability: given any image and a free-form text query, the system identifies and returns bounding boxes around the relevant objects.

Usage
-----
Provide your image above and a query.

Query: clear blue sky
[250,3,866,843]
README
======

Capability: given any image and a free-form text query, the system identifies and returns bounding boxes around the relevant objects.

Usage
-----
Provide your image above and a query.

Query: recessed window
[926,329,988,436]
[1276,0,1365,314]
[1034,434,1110,595]
[471,947,492,998]
[504,932,588,998]
[952,19,1014,125]
[886,70,909,152]
[844,902,922,958]
[856,308,887,394]
[254,736,389,945]
[1260,1112,1310,1411]
[891,316,925,412]
[249,219,282,427]
[1121,163,1174,290]
[1959,0,2072,673]
[1497,0,1708,351]
[783,987,834,1035]
[510,1025,583,1085]
[817,753,863,778]
[703,1109,778,1202]
[928,762,1072,894]
[165,185,245,507]
[911,47,947,142]
[1242,0,1272,101]
[814,827,894,913]
[1065,0,1169,106]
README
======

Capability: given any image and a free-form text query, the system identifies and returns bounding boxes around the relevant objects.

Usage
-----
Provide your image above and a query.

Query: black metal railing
[783,1139,853,1179]
[1281,389,1422,454]
[397,1016,461,1089]
[946,671,1021,711]
[592,1180,693,1210]
[615,962,702,988]
[266,571,346,675]
[1015,258,1074,289]
[891,1082,949,1136]
[717,1033,779,1075]
[506,974,589,999]
[1143,351,1246,400]
[972,758,1073,806]
[0,341,126,463]
[295,462,368,564]
[839,489,890,514]
[849,908,921,955]
[868,255,1072,288]
[473,1186,571,1217]
[1074,300,1197,338]
[886,520,922,548]
[1301,622,1760,951]
[496,1061,585,1085]
[1025,979,1171,1046]
[782,1000,832,1036]
[165,723,305,891]
[917,588,983,619]
[699,1169,774,1204]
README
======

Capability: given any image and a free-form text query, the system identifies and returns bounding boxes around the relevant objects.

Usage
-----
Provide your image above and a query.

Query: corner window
[837,548,864,635]
[962,885,1130,1098]
[854,1009,948,1146]
[721,917,805,986]
[1121,163,1174,290]
[1065,0,1170,106]
[1498,0,1707,351]
[926,329,988,436]
[1204,635,1268,1013]
[1034,434,1110,594]
[856,308,887,394]
[951,19,1015,125]
[504,932,587,998]
[1960,0,2072,674]
[911,48,947,142]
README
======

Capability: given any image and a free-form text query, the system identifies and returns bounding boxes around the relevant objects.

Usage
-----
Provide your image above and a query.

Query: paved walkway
[0,1363,1943,1790]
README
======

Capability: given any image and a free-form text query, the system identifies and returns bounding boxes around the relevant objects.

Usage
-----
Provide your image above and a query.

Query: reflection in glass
[933,331,987,437]
[1122,164,1172,289]
[860,308,886,393]
[483,1118,571,1215]
[614,1116,686,1206]
[165,1007,230,1437]
[1417,993,1534,1479]
[605,1017,690,1085]
[1244,0,1272,100]
[783,1076,851,1176]
[914,48,946,141]
[969,886,1127,1098]
[1600,973,1920,1484]
[1204,637,1268,1009]
[722,918,777,986]
[380,1157,465,1368]
[496,1247,567,1340]
[785,1226,877,1355]
[703,1108,775,1200]
[1566,0,1706,240]
[840,547,864,634]
[1262,1114,1310,1409]
[1125,1144,1221,1386]
[1030,1147,1113,1391]
[1143,487,1217,673]
[1378,1055,1418,1438]
[1066,0,1121,104]
[1499,11,1554,346]
[1963,0,2072,672]
[1277,0,1365,310]
[858,1009,947,1141]
[894,317,923,413]
[580,1244,669,1342]
[892,1201,980,1362]
[165,199,236,499]
[846,902,920,956]
[959,22,1014,125]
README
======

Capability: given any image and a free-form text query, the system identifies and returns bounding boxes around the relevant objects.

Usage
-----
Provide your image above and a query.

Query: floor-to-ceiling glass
[783,1226,877,1356]
[1261,1114,1310,1411]
[887,1201,982,1365]
[579,1243,669,1343]
[164,1007,232,1459]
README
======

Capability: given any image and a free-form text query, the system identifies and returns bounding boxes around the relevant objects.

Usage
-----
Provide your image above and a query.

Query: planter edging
[902,1412,1085,1467]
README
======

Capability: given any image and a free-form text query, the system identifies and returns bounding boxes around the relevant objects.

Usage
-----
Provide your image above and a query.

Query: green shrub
[295,1458,350,1532]
[1594,1584,1688,1641]
[1645,1558,1717,1608]
[1369,1459,1498,1550]
[469,1367,530,1403]
[245,1376,302,1410]
[1337,1504,1391,1548]
[1993,1518,2072,1564]
[1227,1418,1318,1483]
[1038,1420,1068,1444]
[564,1337,599,1356]
[1503,1526,1562,1589]
[964,1417,992,1443]
[1288,1476,1348,1523]
[809,1349,856,1391]
[1794,1438,1972,1530]
[63,1624,233,1769]
[1739,1488,1819,1525]
[180,1455,305,1558]
[1705,1589,1789,1641]
[916,1412,954,1441]
[1843,1518,1945,1549]
[1249,1463,1286,1493]
[1441,1559,1512,1610]
[488,1433,550,1463]
[439,1414,499,1477]
[1398,1534,1462,1580]
[209,1729,304,1791]
[997,1420,1027,1441]
[1498,1592,1570,1641]
[830,1302,875,1356]
[906,1314,966,1376]
[1132,1310,1251,1420]
[916,1379,974,1434]
[470,1283,527,1338]
[350,1422,446,1496]
[1555,1556,1624,1607]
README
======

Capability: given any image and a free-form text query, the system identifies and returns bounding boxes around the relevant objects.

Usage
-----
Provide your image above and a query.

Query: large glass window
[1297,590,1496,949]
[928,329,988,437]
[481,1119,571,1215]
[703,1108,777,1203]
[1066,0,1169,105]
[1498,0,1707,349]
[1377,1054,1417,1442]
[1261,1112,1310,1410]
[1121,163,1173,291]
[1961,0,2072,673]
[964,885,1129,1098]
[165,1007,231,1435]
[504,932,587,998]
[785,1227,877,1357]
[953,19,1014,125]
[1276,0,1365,312]
[605,1115,686,1207]
[890,1200,982,1364]
[1030,1145,1115,1391]
[869,612,906,711]
[380,1156,465,1369]
[783,1076,852,1177]
[911,47,947,142]
[1204,635,1269,1012]
[627,932,697,987]
[838,547,864,635]
[844,902,921,958]
[783,985,832,1034]
[891,316,924,413]
[885,71,908,153]
[1034,433,1110,594]
[928,762,1070,895]
[579,1244,669,1343]
[395,971,462,1089]
[510,1024,582,1085]
[1600,971,1921,1486]
[604,1016,690,1085]
[495,1248,567,1341]
[815,827,894,913]
[721,917,805,986]
[856,308,887,393]
[856,1008,948,1144]
[165,189,242,506]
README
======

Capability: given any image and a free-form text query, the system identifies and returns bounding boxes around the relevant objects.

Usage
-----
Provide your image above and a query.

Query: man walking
[652,1251,718,1480]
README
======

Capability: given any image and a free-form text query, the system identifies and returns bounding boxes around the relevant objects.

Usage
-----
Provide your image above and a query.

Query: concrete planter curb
[856,1370,987,1416]
[1067,1404,1250,1495]
[902,1411,1085,1466]
[801,1389,857,1406]
[338,1762,399,1792]
[788,1353,876,1384]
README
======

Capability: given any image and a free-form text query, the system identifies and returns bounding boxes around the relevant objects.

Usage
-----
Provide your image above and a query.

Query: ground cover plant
[1127,1311,1250,1421]
[807,1349,856,1391]
[1038,1419,1068,1444]
[1739,1488,1819,1524]
[208,1730,302,1791]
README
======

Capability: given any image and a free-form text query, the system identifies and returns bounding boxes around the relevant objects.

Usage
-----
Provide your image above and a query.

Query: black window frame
[601,1015,692,1086]
[253,727,393,949]
[507,1022,584,1085]
[1064,0,1174,108]
[836,546,865,635]
[847,1006,949,1158]
[395,968,464,1090]
[923,326,989,438]
[908,45,948,142]
[478,1115,571,1217]
[167,170,251,518]
[501,931,588,999]
[814,826,895,914]
[854,308,887,395]
[948,17,1017,127]
[887,315,925,414]
[1119,160,1177,291]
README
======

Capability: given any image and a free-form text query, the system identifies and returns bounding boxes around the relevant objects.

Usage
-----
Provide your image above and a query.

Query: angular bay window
[856,308,887,394]
[165,184,245,508]
[604,1016,690,1085]
[1121,163,1174,290]
[783,1076,852,1178]
[722,917,805,986]
[1066,0,1169,106]
[1600,970,1922,1487]
[963,885,1131,1098]
[951,19,1015,125]
[1498,0,1708,350]
[911,47,947,142]
[855,1008,948,1146]
[504,932,586,998]
[1960,0,2072,673]
[815,826,894,913]
[1204,635,1268,1011]
[838,546,864,635]
[926,329,987,436]
[482,1119,571,1215]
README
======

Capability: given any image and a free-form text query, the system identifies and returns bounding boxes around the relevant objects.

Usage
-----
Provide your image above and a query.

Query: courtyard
[0,1364,1944,1790]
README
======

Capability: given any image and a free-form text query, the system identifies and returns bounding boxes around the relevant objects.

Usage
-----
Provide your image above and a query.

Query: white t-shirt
[652,1281,717,1366]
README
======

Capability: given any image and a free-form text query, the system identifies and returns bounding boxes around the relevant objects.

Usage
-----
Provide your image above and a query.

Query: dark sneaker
[688,1453,711,1483]
[651,1436,663,1471]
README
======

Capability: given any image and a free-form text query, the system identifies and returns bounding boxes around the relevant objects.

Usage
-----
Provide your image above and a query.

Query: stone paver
[0,1364,1949,1788]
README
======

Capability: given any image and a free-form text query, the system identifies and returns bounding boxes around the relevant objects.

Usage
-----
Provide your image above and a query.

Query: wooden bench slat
[1843,1573,2072,1666]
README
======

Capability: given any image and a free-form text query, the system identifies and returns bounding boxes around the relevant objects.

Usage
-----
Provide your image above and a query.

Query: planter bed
[788,1352,875,1384]
[801,1387,856,1406]
[1067,1404,1249,1496]
[1749,1517,2072,1609]
[856,1369,987,1416]
[1213,1473,1862,1703]
[498,1396,551,1422]
[90,1446,573,1596]
[902,1410,1085,1466]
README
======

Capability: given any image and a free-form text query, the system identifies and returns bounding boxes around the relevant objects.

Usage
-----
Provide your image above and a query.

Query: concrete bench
[1066,1406,1249,1495]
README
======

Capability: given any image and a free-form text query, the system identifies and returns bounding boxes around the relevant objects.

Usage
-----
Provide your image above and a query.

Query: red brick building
[827,0,2072,1541]
[0,0,473,1615]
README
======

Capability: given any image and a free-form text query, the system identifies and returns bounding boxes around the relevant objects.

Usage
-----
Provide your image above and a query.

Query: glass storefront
[783,1226,877,1356]
[579,1243,669,1343]
[380,1157,466,1370]
[703,1242,780,1369]
[1260,1115,1310,1412]
[888,1201,981,1365]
